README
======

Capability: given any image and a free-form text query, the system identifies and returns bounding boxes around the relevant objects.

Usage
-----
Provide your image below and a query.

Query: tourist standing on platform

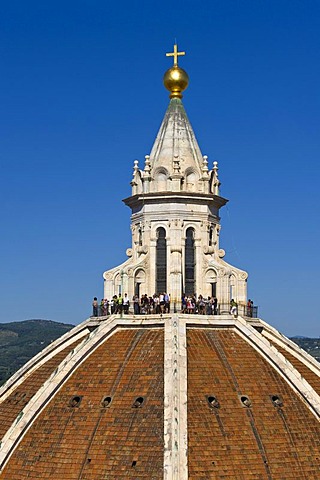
[104,298,109,315]
[230,299,238,317]
[247,299,252,317]
[181,294,187,313]
[133,294,140,314]
[186,296,193,314]
[123,293,130,314]
[153,293,160,314]
[198,295,205,314]
[118,294,123,314]
[159,293,165,313]
[92,297,98,317]
[213,297,218,315]
[206,297,212,315]
[164,292,170,313]
[111,295,117,314]
[141,294,149,314]
[100,299,105,316]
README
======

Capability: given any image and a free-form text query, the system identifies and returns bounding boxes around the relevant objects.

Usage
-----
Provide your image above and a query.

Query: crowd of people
[92,293,221,317]
[92,294,255,317]
[181,294,218,315]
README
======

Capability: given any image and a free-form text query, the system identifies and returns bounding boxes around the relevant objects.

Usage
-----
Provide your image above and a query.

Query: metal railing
[217,303,258,318]
[93,303,258,318]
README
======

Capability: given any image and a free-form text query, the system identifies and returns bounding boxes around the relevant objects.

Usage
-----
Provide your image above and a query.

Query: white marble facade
[103,97,248,308]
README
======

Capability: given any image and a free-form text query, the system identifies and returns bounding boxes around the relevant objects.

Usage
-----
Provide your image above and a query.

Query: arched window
[156,228,167,293]
[185,228,195,295]
[209,226,214,246]
[206,269,217,298]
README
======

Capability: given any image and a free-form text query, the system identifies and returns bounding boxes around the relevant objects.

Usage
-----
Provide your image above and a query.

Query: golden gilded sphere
[163,66,189,98]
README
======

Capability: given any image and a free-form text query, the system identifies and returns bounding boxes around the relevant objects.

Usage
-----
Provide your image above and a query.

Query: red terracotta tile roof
[1,328,164,480]
[187,329,320,478]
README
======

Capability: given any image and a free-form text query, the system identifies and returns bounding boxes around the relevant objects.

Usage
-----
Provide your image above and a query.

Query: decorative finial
[202,155,209,173]
[166,43,186,67]
[144,155,151,173]
[163,43,189,99]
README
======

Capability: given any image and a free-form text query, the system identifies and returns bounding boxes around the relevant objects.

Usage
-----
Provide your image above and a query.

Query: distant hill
[0,319,74,386]
[291,337,320,363]
[0,320,319,387]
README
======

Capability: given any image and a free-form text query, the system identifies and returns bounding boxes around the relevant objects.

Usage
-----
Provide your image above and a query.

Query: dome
[1,315,320,479]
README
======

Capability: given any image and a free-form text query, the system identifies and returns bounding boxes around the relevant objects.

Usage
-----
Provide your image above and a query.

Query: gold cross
[166,43,185,66]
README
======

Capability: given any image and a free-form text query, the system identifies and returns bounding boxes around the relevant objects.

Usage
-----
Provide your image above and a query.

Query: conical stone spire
[131,46,213,195]
[148,97,206,193]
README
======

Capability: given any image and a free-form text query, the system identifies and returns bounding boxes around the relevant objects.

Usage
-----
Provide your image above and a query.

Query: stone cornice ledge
[123,192,228,209]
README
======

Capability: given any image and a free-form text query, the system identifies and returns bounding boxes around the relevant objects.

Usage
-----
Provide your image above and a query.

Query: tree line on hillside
[0,320,74,386]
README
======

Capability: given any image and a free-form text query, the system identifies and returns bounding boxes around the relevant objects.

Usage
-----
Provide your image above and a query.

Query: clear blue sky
[1,0,319,337]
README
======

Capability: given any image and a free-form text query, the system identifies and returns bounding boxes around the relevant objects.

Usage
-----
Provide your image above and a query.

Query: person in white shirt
[123,293,130,314]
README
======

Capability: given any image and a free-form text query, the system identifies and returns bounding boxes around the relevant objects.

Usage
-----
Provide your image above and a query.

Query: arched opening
[185,228,195,295]
[154,170,168,192]
[156,227,167,293]
[229,274,236,301]
[114,273,121,295]
[205,269,217,298]
[186,171,197,191]
[134,269,146,298]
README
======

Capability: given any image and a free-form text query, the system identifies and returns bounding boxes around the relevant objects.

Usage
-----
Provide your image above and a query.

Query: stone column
[194,235,202,296]
[103,274,113,300]
[149,237,157,295]
[217,269,229,308]
[169,246,182,312]
[236,273,248,305]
